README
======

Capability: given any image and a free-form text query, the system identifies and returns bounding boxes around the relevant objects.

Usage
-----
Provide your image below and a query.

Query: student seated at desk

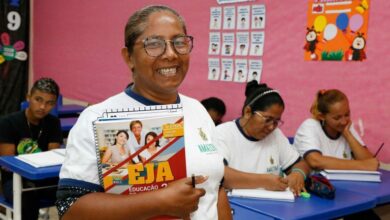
[201,97,226,126]
[293,89,380,219]
[293,89,379,171]
[213,81,310,196]
[0,77,63,220]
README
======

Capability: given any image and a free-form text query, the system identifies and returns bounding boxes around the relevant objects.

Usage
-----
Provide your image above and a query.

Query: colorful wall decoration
[0,0,29,115]
[305,0,369,61]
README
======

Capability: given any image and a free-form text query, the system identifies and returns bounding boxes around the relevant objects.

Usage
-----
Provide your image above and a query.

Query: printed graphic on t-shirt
[17,138,42,154]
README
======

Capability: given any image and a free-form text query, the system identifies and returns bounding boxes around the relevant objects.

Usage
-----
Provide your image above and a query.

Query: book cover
[93,105,186,195]
[320,169,381,182]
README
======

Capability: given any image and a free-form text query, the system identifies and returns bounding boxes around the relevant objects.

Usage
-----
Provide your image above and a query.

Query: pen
[374,143,384,157]
[191,174,195,188]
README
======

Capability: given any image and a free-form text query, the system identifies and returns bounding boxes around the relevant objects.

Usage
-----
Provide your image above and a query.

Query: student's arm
[48,142,61,150]
[305,151,378,171]
[62,176,207,220]
[342,122,374,160]
[0,143,15,156]
[101,148,112,164]
[223,166,288,191]
[217,187,232,220]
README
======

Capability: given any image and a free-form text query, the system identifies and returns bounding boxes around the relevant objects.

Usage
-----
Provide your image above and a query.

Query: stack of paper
[229,188,295,202]
[320,169,381,182]
[16,149,66,168]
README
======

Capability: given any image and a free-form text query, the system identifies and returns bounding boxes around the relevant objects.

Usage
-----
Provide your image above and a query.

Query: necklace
[27,120,43,141]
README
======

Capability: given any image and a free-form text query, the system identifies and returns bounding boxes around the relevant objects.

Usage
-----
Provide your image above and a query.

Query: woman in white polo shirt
[214,81,310,196]
[293,89,378,171]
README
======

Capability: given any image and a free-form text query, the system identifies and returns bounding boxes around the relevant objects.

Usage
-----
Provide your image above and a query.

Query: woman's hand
[263,174,288,191]
[160,176,207,219]
[286,172,306,196]
[341,120,352,138]
[359,158,379,171]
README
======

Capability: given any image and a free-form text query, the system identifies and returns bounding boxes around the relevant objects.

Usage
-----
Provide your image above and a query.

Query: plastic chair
[0,195,12,220]
[0,194,53,220]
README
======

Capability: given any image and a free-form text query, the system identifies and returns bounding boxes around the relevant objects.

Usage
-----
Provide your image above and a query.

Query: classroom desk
[60,117,78,132]
[58,104,85,117]
[0,156,61,220]
[230,202,274,220]
[229,188,377,220]
[331,170,390,205]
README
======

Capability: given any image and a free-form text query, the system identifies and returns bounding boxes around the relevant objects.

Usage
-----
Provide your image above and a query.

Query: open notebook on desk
[320,169,381,182]
[228,188,295,202]
[16,149,66,168]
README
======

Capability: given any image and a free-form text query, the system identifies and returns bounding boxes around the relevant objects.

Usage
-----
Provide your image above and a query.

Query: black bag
[305,174,336,199]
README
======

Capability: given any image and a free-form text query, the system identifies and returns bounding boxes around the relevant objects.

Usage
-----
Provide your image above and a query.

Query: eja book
[93,104,186,195]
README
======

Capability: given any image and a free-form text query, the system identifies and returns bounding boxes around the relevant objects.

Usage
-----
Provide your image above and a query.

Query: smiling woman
[56,5,229,220]
[122,7,191,103]
[293,89,379,171]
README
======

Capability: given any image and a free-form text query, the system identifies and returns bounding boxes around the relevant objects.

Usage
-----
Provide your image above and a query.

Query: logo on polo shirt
[270,156,274,165]
[198,128,208,141]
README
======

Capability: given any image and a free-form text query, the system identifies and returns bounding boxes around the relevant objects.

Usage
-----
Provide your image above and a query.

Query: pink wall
[33,0,390,162]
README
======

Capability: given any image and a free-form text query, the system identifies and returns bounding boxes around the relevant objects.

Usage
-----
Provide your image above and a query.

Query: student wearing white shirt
[293,89,378,171]
[214,81,310,196]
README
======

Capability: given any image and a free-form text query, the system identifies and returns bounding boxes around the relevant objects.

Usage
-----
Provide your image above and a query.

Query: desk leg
[13,173,22,220]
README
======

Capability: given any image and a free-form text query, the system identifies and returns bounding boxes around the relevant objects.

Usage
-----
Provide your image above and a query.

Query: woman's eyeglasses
[142,35,193,57]
[254,111,284,127]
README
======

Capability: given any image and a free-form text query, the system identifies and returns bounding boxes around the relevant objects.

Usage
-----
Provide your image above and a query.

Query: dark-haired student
[293,89,380,220]
[0,77,63,220]
[213,81,310,196]
[201,97,226,125]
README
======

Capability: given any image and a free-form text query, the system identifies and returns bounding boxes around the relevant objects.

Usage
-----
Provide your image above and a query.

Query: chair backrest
[20,101,59,117]
[57,94,63,106]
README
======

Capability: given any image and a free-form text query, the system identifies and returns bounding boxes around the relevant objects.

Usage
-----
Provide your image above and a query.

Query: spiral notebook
[93,104,186,195]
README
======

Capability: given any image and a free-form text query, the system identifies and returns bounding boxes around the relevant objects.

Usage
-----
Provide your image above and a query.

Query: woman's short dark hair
[201,97,226,116]
[124,5,187,55]
[242,80,284,114]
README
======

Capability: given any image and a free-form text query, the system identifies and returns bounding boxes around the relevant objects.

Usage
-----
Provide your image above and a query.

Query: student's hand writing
[160,175,207,219]
[286,172,306,196]
[263,174,288,191]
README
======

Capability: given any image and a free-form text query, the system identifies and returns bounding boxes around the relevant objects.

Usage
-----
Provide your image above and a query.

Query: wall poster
[305,0,369,61]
